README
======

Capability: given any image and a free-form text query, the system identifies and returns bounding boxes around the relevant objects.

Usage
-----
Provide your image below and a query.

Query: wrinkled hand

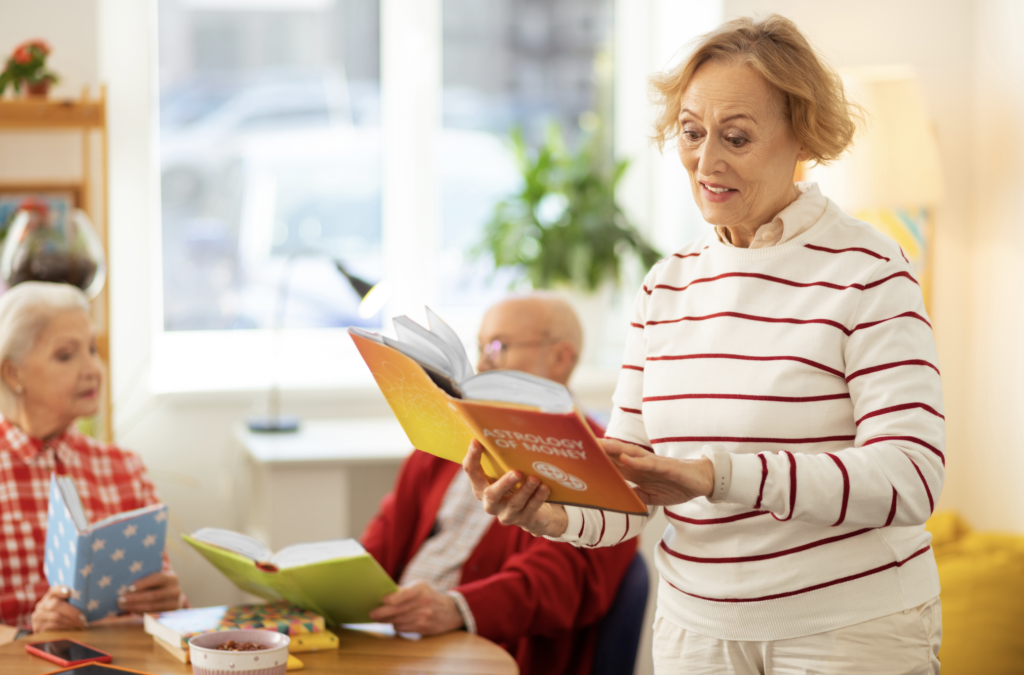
[602,438,714,506]
[367,582,464,635]
[32,586,86,633]
[462,440,568,538]
[116,572,183,614]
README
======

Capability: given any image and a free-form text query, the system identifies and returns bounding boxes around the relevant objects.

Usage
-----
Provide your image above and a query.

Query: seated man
[363,292,637,675]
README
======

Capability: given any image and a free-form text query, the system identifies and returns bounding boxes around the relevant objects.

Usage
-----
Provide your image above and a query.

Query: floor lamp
[807,65,944,311]
[247,253,390,433]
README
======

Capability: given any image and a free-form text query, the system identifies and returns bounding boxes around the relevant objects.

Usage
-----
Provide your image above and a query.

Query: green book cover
[182,532,398,625]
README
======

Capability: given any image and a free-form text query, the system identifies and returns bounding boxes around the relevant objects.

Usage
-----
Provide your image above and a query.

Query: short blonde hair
[650,14,861,164]
[0,282,90,419]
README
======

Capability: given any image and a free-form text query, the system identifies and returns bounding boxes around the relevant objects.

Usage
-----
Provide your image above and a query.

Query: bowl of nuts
[188,629,290,675]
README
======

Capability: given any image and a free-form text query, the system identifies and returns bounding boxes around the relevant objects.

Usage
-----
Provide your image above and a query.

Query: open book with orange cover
[349,309,647,515]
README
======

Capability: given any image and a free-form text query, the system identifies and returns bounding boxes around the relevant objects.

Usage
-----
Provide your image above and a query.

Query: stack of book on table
[144,601,338,664]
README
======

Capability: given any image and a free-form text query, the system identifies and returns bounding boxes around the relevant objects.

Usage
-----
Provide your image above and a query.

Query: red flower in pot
[0,39,58,97]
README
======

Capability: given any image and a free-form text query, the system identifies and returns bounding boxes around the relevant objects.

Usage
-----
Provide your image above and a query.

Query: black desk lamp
[247,254,389,433]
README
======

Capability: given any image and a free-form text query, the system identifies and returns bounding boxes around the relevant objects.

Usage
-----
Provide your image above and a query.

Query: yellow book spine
[288,630,339,652]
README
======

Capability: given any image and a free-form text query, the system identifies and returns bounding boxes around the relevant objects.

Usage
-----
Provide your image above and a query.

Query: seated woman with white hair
[0,282,183,632]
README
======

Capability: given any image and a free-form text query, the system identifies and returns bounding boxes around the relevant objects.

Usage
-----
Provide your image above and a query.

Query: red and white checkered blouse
[0,415,168,628]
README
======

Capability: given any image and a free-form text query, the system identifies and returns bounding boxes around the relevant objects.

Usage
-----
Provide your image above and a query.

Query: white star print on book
[43,474,170,624]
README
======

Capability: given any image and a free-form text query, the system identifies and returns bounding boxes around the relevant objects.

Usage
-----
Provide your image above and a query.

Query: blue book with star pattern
[43,473,169,622]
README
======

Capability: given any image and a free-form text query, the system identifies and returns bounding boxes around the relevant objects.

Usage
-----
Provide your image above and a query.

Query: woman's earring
[13,385,22,394]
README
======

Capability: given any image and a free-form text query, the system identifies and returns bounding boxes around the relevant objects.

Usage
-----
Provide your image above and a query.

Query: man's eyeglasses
[478,337,557,368]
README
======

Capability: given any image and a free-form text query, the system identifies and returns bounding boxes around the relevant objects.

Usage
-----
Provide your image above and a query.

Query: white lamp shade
[807,65,944,211]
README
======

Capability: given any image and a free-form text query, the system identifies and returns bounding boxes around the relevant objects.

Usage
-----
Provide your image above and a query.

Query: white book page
[270,538,366,569]
[381,334,450,376]
[191,528,272,562]
[424,307,474,384]
[88,503,164,532]
[393,317,457,376]
[461,370,575,411]
[57,475,89,531]
[348,327,384,344]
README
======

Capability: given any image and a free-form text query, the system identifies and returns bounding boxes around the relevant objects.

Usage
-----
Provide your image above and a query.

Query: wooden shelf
[0,86,111,441]
[0,96,105,129]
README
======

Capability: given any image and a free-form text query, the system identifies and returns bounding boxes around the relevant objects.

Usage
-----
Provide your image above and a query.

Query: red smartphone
[25,639,113,667]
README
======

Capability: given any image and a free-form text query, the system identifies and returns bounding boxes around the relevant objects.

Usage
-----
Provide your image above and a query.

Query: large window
[155,0,615,389]
[158,0,382,331]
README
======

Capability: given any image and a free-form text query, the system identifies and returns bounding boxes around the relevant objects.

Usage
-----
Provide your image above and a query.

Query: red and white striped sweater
[551,197,944,641]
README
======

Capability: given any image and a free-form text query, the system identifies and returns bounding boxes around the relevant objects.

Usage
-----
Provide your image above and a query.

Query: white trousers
[652,597,942,675]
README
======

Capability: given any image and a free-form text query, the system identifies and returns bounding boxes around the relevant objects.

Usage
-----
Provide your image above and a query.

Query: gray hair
[0,282,90,419]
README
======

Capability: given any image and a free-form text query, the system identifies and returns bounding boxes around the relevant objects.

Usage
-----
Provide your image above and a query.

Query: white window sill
[149,328,621,402]
[150,328,378,394]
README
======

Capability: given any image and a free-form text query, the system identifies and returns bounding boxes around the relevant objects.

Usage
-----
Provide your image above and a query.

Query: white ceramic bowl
[188,629,290,675]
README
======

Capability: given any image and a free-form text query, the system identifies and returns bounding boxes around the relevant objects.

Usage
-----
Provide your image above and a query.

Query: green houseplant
[0,40,59,97]
[480,123,661,292]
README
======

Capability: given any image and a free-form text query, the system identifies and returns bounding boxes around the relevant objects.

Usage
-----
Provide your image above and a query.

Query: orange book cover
[350,331,647,515]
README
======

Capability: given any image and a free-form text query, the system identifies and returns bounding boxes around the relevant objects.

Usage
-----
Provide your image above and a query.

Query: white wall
[0,1,97,98]
[966,0,1024,532]
[0,0,98,182]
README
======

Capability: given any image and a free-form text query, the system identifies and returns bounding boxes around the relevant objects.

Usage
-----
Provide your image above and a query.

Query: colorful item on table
[144,602,325,650]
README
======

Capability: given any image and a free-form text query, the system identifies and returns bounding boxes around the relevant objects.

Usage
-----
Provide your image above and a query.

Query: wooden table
[0,625,518,675]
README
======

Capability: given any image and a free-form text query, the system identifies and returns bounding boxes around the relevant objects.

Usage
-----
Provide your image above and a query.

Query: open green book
[183,528,398,625]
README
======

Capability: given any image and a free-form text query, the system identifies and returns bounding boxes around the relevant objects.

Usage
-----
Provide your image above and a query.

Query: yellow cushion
[929,514,1024,674]
[926,510,971,549]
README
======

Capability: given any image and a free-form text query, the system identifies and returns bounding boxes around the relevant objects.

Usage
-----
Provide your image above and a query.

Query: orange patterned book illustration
[349,309,647,515]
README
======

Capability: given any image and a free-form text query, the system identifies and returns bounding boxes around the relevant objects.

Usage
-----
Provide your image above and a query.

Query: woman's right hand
[463,440,569,538]
[31,585,87,633]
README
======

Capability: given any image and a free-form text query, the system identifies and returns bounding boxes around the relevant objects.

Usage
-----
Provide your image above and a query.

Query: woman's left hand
[602,438,715,506]
[115,572,183,614]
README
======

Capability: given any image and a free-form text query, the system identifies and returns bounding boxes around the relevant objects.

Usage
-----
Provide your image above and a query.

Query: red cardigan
[362,423,637,675]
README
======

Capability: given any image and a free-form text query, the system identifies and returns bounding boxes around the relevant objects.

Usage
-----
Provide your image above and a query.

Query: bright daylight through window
[156,0,613,387]
[159,0,382,331]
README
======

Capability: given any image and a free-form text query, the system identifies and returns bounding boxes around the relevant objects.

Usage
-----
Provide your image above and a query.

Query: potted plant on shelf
[0,40,58,98]
[479,122,661,294]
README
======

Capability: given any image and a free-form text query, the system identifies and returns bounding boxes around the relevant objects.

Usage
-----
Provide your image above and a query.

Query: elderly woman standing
[465,15,944,674]
[0,282,183,632]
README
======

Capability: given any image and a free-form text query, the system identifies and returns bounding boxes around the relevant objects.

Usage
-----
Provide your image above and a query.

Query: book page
[393,317,453,370]
[424,307,474,384]
[380,333,450,378]
[56,475,89,531]
[190,528,272,562]
[88,502,165,532]
[462,370,575,412]
[271,538,367,569]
